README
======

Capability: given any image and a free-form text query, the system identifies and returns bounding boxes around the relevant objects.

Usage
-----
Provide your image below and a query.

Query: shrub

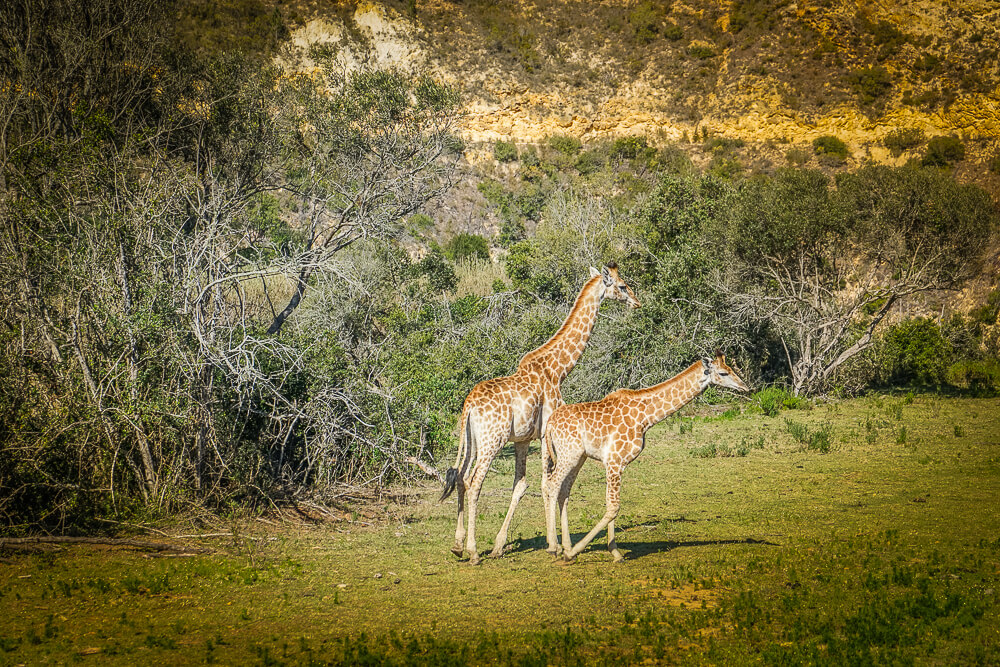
[921,135,965,167]
[444,233,490,262]
[883,128,925,156]
[493,140,518,163]
[847,66,892,104]
[629,1,663,45]
[612,136,651,160]
[946,359,1000,395]
[412,246,457,292]
[812,135,850,159]
[574,150,605,175]
[688,44,716,59]
[407,213,434,235]
[785,147,811,165]
[752,386,795,417]
[548,134,582,156]
[882,318,951,386]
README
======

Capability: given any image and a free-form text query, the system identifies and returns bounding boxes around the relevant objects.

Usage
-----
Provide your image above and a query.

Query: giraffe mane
[518,273,603,367]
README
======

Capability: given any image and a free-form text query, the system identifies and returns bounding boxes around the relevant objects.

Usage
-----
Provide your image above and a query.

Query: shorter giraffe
[544,352,749,562]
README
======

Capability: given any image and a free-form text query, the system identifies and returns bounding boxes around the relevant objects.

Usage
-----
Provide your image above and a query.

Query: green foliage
[921,135,966,167]
[785,147,811,165]
[989,152,1000,175]
[444,233,490,263]
[611,136,652,160]
[407,213,434,235]
[751,386,796,416]
[548,135,583,156]
[847,66,892,105]
[946,359,1000,395]
[883,128,925,156]
[493,140,518,163]
[688,44,716,59]
[812,135,850,161]
[628,1,666,45]
[882,318,952,386]
[729,0,791,34]
[177,0,289,60]
[784,419,833,453]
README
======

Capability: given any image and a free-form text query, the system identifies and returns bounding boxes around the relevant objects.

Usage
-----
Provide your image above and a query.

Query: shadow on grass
[506,533,779,560]
[616,536,779,560]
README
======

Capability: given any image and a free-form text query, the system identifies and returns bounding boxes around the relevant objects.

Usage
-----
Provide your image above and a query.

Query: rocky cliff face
[281,0,999,180]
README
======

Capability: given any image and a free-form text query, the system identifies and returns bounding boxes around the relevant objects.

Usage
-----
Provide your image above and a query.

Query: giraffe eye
[719,372,729,376]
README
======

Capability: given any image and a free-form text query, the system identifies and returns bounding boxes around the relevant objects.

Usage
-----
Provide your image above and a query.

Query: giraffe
[543,351,749,563]
[440,263,640,565]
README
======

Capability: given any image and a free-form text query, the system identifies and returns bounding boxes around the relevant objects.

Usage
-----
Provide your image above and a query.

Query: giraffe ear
[589,266,600,278]
[715,349,724,362]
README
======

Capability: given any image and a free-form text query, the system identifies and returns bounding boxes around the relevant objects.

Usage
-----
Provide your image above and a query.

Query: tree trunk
[266,265,313,335]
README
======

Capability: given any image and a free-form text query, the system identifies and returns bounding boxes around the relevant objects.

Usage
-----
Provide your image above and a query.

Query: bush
[412,246,457,292]
[946,359,1000,395]
[812,135,850,159]
[883,128,925,156]
[548,134,582,156]
[612,136,651,160]
[444,233,490,262]
[752,386,796,417]
[785,147,811,165]
[882,318,951,386]
[493,140,518,163]
[847,66,892,104]
[921,135,965,167]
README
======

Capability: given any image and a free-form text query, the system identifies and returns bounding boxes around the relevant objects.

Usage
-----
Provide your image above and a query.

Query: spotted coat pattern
[445,265,640,564]
[543,353,749,562]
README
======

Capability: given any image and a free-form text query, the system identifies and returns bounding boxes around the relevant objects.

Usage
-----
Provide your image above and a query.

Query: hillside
[272,0,1000,184]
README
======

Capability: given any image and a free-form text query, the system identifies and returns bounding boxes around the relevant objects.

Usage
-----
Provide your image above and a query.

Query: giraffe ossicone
[440,263,640,565]
[543,351,749,563]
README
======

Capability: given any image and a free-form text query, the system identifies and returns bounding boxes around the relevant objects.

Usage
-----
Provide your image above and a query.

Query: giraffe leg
[451,475,467,558]
[490,441,529,557]
[564,467,621,562]
[464,431,505,565]
[451,415,476,557]
[608,518,623,563]
[558,459,586,558]
[543,460,561,555]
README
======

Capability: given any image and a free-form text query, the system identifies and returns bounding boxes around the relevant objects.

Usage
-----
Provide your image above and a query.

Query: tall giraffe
[544,352,748,562]
[441,263,640,565]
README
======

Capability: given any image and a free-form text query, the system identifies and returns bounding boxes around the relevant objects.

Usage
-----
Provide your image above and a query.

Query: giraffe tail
[440,405,473,501]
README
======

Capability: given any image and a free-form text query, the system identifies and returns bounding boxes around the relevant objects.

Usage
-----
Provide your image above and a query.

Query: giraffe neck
[519,274,604,382]
[632,360,709,432]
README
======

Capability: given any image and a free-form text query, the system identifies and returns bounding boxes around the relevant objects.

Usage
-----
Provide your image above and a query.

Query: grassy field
[2,393,999,665]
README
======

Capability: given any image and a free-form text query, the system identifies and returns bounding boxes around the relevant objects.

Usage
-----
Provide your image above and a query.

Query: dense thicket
[0,1,997,531]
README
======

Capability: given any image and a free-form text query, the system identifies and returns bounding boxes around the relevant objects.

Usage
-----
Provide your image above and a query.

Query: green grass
[2,394,999,664]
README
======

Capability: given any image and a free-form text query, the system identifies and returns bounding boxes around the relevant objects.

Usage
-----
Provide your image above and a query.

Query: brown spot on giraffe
[543,352,749,563]
[441,264,640,564]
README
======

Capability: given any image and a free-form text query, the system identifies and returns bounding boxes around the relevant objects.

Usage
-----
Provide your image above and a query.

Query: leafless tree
[715,167,996,395]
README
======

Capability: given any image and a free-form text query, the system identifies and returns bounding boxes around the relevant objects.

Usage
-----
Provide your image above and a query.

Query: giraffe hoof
[611,549,624,563]
[451,546,464,558]
[468,555,481,566]
[561,554,577,565]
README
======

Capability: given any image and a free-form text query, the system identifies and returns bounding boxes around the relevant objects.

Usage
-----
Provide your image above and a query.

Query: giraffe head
[702,351,749,392]
[589,262,641,309]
